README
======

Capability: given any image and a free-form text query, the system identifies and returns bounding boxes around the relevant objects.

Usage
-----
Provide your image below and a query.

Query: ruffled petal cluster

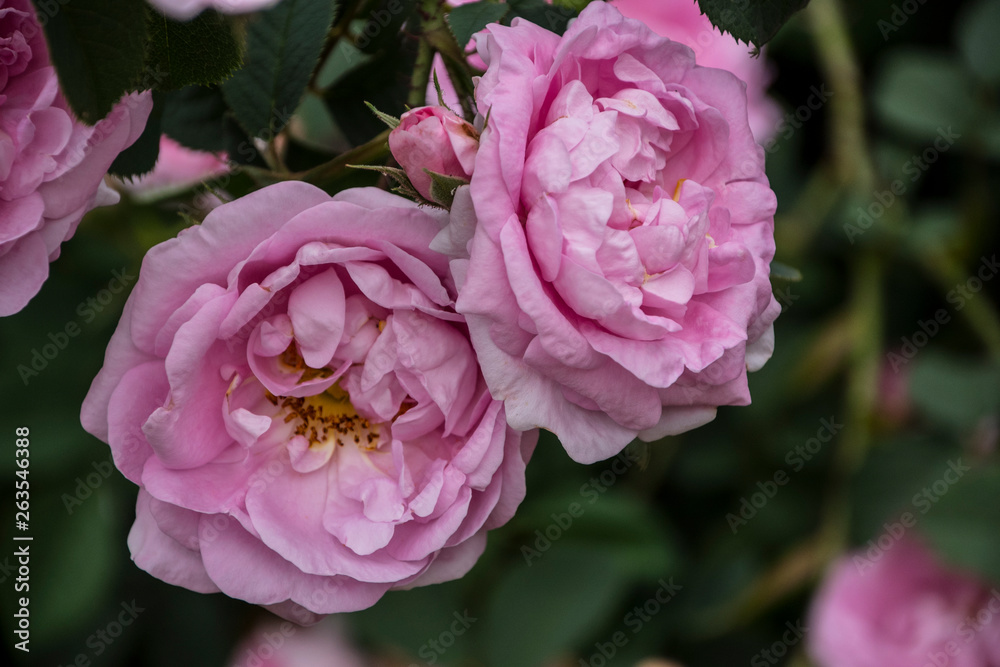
[612,0,780,142]
[443,2,779,462]
[0,0,151,315]
[82,183,534,620]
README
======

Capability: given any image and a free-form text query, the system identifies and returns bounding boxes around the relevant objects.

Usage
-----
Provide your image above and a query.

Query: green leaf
[447,1,509,46]
[921,466,1000,585]
[145,9,244,91]
[957,0,1000,85]
[695,0,810,48]
[553,0,591,10]
[325,39,415,146]
[16,487,122,643]
[161,85,229,153]
[364,101,400,129]
[222,0,338,139]
[849,437,959,546]
[352,0,416,55]
[484,548,627,667]
[770,261,803,282]
[509,491,679,581]
[109,92,164,179]
[352,582,473,663]
[223,114,268,167]
[909,354,1000,430]
[349,163,432,204]
[873,51,976,142]
[425,169,468,208]
[33,0,150,124]
[981,113,1000,161]
[506,0,576,35]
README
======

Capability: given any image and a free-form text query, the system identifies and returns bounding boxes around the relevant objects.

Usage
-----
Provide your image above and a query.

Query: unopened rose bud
[388,106,478,201]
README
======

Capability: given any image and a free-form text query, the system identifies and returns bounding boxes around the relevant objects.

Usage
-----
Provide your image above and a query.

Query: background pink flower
[0,0,152,316]
[148,0,281,21]
[450,2,779,463]
[81,182,535,621]
[119,136,228,201]
[228,618,367,667]
[612,0,781,142]
[809,536,1000,667]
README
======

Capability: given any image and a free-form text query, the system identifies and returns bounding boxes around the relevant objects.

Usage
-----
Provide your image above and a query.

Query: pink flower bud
[388,106,478,202]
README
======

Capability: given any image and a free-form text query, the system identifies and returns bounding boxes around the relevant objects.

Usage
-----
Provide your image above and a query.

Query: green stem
[409,39,435,108]
[805,0,874,192]
[808,0,882,479]
[774,166,844,259]
[920,250,1000,362]
[441,52,477,121]
[244,129,391,191]
[309,1,362,92]
[408,0,450,108]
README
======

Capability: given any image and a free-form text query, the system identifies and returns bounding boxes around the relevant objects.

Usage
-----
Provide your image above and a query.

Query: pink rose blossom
[388,106,478,202]
[148,0,281,21]
[0,0,152,316]
[809,536,1000,667]
[81,182,535,621]
[431,0,780,145]
[447,2,779,463]
[612,0,780,142]
[119,136,228,201]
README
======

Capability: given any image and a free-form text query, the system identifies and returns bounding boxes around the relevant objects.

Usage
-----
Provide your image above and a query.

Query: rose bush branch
[244,129,391,190]
[408,0,448,108]
[918,238,1000,363]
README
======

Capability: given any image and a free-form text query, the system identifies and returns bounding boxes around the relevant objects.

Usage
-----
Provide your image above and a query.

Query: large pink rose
[0,0,152,316]
[612,0,780,142]
[81,182,535,621]
[809,536,1000,667]
[432,0,780,145]
[448,2,779,463]
[148,0,281,21]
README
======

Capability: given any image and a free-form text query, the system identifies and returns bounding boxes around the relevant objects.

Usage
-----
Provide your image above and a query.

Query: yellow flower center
[270,385,379,450]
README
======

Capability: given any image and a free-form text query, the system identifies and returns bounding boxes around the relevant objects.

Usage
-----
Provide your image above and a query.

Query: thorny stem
[408,0,450,108]
[309,1,363,93]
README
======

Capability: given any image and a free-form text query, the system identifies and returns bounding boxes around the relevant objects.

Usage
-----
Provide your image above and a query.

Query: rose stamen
[278,386,379,451]
[279,342,335,383]
[672,178,687,202]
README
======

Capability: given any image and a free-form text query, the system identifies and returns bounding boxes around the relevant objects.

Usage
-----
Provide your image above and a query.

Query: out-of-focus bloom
[0,0,152,316]
[118,136,228,202]
[81,182,535,621]
[877,353,913,428]
[228,618,366,667]
[148,0,281,21]
[388,106,478,202]
[809,536,1000,667]
[446,2,779,463]
[612,0,781,142]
